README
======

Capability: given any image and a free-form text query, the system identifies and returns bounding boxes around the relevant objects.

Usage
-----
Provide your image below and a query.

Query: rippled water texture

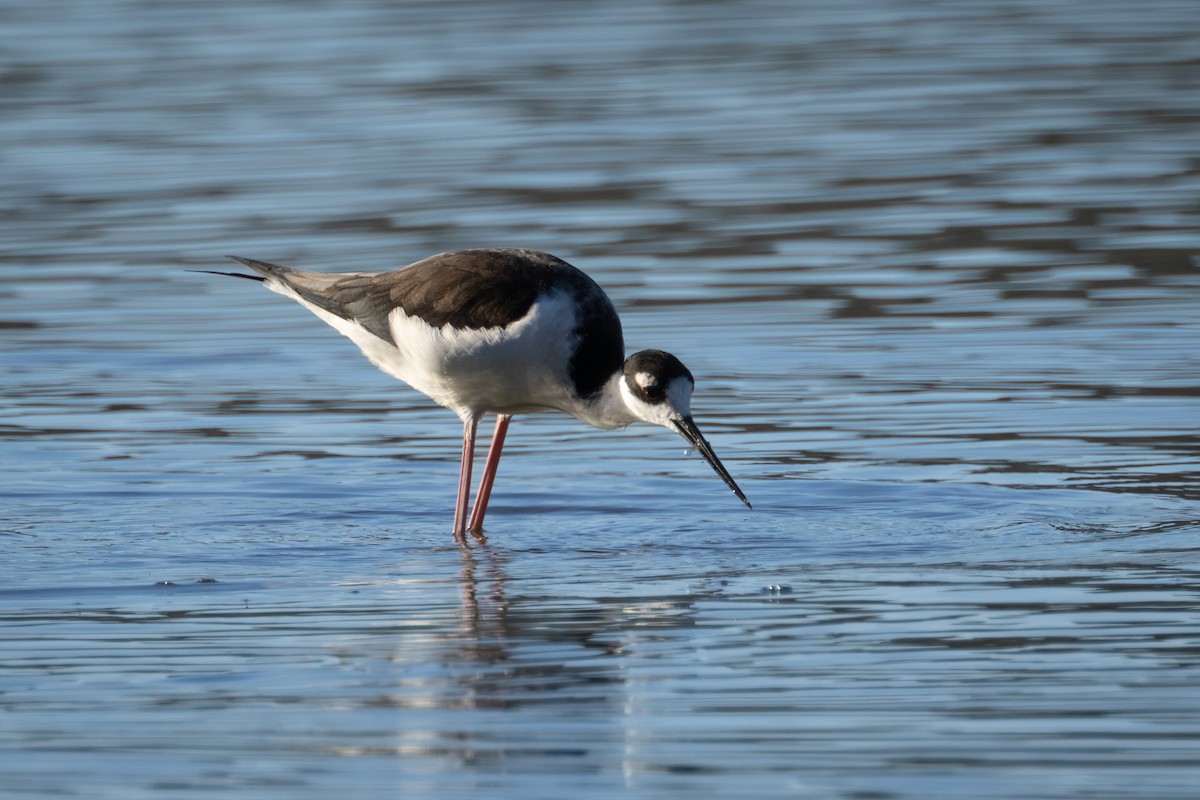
[2,0,1199,797]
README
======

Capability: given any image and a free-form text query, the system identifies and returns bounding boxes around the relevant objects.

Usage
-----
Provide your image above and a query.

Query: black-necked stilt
[201,248,750,545]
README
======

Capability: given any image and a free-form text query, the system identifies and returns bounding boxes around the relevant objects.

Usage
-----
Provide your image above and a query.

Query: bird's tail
[188,269,263,281]
[188,256,297,283]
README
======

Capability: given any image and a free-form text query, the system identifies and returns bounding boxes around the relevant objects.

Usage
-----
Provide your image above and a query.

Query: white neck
[565,373,640,430]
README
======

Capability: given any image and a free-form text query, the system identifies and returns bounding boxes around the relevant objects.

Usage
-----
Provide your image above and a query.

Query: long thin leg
[468,414,511,538]
[452,414,480,546]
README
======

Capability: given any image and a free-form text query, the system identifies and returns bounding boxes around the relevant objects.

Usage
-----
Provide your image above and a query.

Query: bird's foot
[453,526,488,548]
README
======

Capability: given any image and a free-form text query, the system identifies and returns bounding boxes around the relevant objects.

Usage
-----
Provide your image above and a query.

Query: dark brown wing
[384,249,567,329]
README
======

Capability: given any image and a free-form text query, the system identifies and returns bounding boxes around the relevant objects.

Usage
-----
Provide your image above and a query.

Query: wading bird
[201,248,750,545]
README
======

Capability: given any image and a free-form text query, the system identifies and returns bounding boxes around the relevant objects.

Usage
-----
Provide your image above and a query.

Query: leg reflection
[457,542,509,652]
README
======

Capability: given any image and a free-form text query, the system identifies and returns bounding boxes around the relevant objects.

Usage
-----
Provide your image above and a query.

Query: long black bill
[672,416,752,509]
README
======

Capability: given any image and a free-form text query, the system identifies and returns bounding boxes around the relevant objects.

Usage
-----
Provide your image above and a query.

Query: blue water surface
[2,0,1199,798]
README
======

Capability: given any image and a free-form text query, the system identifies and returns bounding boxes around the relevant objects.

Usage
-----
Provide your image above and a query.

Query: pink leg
[468,414,512,538]
[452,415,480,546]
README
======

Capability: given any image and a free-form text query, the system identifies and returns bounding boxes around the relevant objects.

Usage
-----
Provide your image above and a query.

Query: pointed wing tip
[186,268,264,281]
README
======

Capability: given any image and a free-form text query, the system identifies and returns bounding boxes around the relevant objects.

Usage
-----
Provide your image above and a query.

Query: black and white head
[619,349,751,508]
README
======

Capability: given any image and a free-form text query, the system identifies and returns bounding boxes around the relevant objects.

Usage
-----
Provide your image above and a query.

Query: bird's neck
[568,372,639,430]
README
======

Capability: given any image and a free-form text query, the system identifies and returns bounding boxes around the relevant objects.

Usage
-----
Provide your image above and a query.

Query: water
[2,0,1199,797]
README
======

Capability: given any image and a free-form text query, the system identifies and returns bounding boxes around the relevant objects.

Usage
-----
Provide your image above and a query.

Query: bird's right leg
[452,414,480,546]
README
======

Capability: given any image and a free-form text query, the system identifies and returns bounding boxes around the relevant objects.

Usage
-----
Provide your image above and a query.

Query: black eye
[635,379,665,403]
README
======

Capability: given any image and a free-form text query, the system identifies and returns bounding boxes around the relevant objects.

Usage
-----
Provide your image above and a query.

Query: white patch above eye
[635,371,657,390]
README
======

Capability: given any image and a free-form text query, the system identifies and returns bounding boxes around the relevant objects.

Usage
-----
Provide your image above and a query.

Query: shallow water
[2,0,1200,797]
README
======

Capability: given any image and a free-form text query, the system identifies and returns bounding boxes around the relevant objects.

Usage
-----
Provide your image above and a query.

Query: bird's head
[619,349,751,509]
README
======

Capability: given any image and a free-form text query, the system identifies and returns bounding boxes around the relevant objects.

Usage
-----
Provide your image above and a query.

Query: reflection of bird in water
[201,248,750,544]
[457,545,510,658]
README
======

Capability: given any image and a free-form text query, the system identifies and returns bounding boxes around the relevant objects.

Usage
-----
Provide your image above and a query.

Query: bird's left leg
[467,413,512,539]
[452,413,481,546]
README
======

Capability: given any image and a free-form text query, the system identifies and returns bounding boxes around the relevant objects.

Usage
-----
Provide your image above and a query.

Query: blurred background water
[2,0,1199,797]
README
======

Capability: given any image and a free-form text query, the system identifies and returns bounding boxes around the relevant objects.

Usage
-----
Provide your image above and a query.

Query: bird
[198,247,750,545]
